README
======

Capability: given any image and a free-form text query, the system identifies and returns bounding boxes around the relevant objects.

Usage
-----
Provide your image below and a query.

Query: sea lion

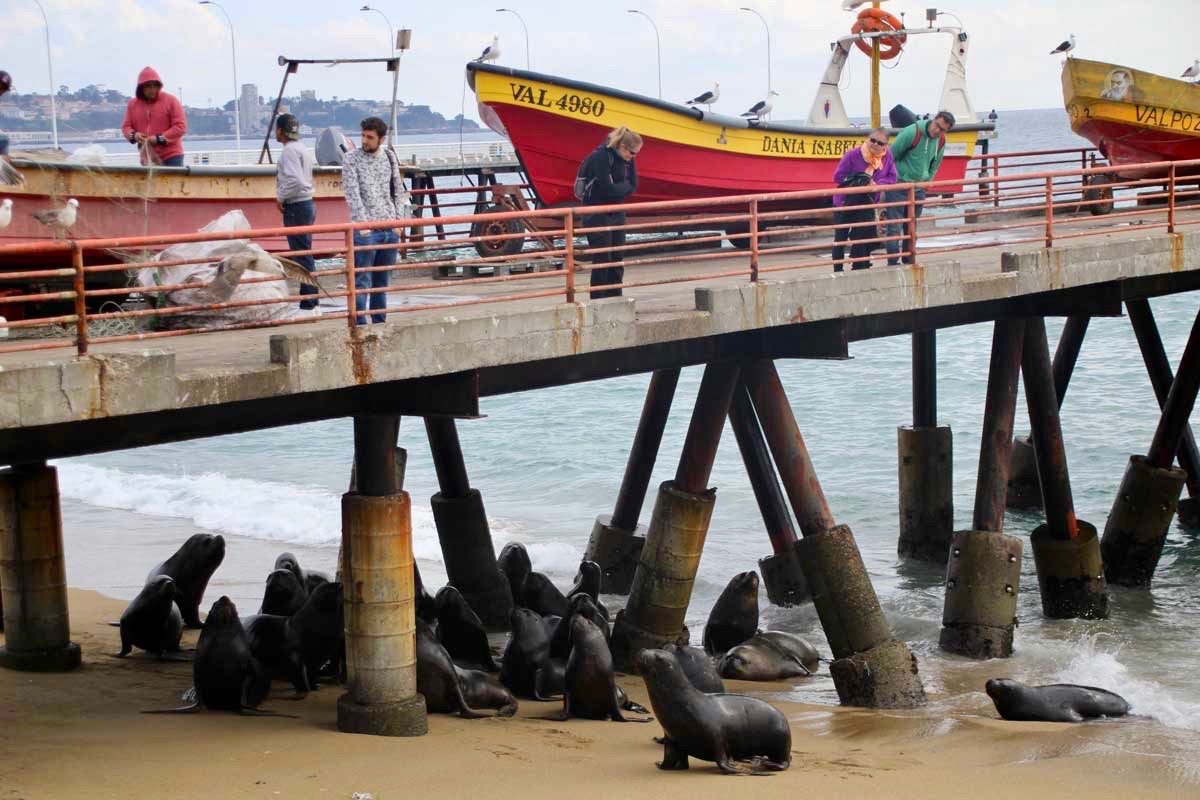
[500,607,558,700]
[146,533,226,628]
[665,644,726,694]
[413,562,438,625]
[521,571,569,618]
[417,619,509,717]
[703,571,760,656]
[543,615,651,722]
[549,593,611,660]
[985,678,1131,723]
[435,585,498,672]
[115,575,185,659]
[497,542,532,603]
[459,665,519,717]
[244,581,345,694]
[718,632,818,681]
[638,648,791,775]
[274,552,306,594]
[567,560,610,620]
[260,568,307,616]
[304,570,331,596]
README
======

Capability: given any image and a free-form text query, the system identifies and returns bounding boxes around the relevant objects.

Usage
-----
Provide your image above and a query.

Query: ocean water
[53,109,1200,748]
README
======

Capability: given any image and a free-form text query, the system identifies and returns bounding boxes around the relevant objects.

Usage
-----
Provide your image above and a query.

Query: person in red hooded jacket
[120,67,187,166]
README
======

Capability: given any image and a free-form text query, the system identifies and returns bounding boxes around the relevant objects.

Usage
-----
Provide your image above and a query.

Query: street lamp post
[739,6,772,96]
[360,5,396,57]
[30,0,58,150]
[495,8,530,70]
[627,10,662,99]
[199,1,241,157]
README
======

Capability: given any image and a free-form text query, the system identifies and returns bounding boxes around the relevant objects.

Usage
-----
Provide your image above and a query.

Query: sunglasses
[868,137,888,147]
[622,145,641,157]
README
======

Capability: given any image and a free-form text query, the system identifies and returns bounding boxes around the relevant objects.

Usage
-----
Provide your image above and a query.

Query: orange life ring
[851,7,906,60]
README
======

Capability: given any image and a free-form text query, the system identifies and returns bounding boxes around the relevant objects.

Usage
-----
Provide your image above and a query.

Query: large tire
[471,204,526,257]
[1083,175,1114,216]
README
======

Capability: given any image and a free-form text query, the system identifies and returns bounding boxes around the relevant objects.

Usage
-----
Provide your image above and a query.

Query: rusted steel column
[912,330,937,428]
[610,362,739,670]
[941,320,1026,659]
[585,369,680,595]
[898,329,954,563]
[1144,308,1200,472]
[0,464,81,672]
[729,382,808,606]
[425,417,514,630]
[1023,318,1108,620]
[1009,315,1091,509]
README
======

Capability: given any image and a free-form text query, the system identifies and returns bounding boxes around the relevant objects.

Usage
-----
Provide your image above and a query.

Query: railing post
[564,211,576,304]
[906,185,918,265]
[749,199,760,283]
[992,157,1001,208]
[1044,176,1055,248]
[1168,163,1177,234]
[71,244,87,356]
[345,228,357,331]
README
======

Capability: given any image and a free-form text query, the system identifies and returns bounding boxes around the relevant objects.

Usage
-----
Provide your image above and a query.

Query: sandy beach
[1,588,1196,800]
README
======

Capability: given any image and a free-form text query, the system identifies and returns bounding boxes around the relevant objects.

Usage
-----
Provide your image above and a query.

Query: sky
[0,0,1192,127]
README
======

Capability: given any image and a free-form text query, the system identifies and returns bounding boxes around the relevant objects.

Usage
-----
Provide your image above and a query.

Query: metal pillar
[610,362,739,671]
[898,330,954,562]
[425,417,514,630]
[940,319,1025,659]
[584,368,680,594]
[338,415,427,736]
[0,464,81,672]
[1023,318,1108,620]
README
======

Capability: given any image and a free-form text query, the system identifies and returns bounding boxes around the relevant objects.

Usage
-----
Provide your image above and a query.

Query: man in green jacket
[883,110,955,266]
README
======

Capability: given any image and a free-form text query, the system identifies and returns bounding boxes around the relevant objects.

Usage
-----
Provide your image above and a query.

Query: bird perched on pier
[741,91,780,125]
[1049,34,1075,57]
[0,198,12,229]
[686,82,720,112]
[1183,60,1200,81]
[32,198,79,238]
[475,35,500,64]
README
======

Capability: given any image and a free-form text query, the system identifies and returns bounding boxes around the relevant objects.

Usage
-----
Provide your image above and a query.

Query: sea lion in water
[115,575,185,659]
[549,593,610,660]
[719,632,818,681]
[567,560,610,620]
[543,615,651,722]
[521,571,569,618]
[500,607,558,700]
[703,571,760,656]
[436,585,498,672]
[146,533,226,629]
[985,678,1131,723]
[244,582,344,694]
[497,542,532,603]
[664,644,725,694]
[417,619,511,717]
[638,648,791,775]
[260,568,307,616]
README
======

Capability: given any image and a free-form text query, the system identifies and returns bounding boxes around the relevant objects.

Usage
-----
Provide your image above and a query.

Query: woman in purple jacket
[831,128,897,272]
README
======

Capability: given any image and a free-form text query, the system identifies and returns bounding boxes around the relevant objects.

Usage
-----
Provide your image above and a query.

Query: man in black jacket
[579,126,641,299]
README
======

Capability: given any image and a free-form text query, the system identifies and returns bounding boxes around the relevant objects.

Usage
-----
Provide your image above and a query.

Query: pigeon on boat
[1049,35,1075,56]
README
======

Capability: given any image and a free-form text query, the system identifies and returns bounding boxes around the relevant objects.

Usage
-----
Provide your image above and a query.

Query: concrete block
[94,351,175,415]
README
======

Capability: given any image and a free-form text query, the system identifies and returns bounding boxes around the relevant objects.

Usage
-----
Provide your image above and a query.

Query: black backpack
[573,146,613,203]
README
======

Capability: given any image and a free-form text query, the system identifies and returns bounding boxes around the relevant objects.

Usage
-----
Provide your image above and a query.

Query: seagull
[0,198,11,229]
[1183,59,1200,80]
[475,35,500,63]
[1049,34,1075,56]
[32,197,78,237]
[686,82,720,112]
[741,90,780,124]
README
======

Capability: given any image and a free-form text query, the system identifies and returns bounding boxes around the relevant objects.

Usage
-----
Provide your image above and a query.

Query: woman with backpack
[831,128,897,272]
[576,126,642,298]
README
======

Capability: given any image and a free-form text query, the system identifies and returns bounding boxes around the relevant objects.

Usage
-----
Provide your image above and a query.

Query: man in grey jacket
[275,113,317,310]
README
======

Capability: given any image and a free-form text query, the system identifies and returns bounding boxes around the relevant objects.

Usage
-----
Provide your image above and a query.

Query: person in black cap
[275,113,318,310]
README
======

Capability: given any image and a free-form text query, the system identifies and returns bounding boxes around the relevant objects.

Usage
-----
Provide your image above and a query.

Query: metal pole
[674,362,741,494]
[71,244,87,356]
[424,417,471,498]
[32,0,58,151]
[200,2,241,157]
[352,415,400,497]
[739,7,771,95]
[913,329,936,428]
[362,6,396,57]
[496,8,530,70]
[728,382,797,554]
[611,368,681,532]
[973,319,1025,532]
[1146,308,1200,470]
[1022,317,1078,540]
[627,10,662,99]
[258,66,293,165]
[870,1,881,128]
[1051,315,1090,403]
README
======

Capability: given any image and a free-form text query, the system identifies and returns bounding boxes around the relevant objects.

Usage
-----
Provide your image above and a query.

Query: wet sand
[1,589,1197,799]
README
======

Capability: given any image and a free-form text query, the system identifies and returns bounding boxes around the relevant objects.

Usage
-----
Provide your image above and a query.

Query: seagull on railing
[32,198,78,238]
[1049,34,1075,56]
[1183,59,1200,80]
[741,91,780,125]
[475,35,500,63]
[0,199,12,229]
[686,82,720,112]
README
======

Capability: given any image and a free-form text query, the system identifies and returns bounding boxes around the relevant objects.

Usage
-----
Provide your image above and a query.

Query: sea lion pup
[985,678,1131,723]
[417,619,513,717]
[542,615,652,723]
[260,568,307,616]
[244,581,345,695]
[665,644,725,693]
[413,562,438,625]
[115,575,185,659]
[436,585,498,672]
[497,542,532,603]
[549,593,611,660]
[567,560,610,620]
[521,571,569,618]
[702,571,760,656]
[146,533,226,628]
[500,607,558,700]
[719,632,819,681]
[638,649,791,775]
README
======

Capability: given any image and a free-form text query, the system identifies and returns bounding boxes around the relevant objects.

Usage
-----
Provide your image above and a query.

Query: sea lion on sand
[436,585,498,672]
[520,571,569,618]
[719,632,818,681]
[664,644,725,694]
[549,593,610,660]
[115,575,185,659]
[260,568,307,616]
[542,615,652,722]
[417,619,512,717]
[500,607,558,700]
[985,678,1131,723]
[497,542,532,603]
[244,582,344,694]
[146,533,226,628]
[638,649,791,775]
[304,570,331,596]
[703,571,760,656]
[274,552,306,593]
[413,562,438,624]
[567,560,610,620]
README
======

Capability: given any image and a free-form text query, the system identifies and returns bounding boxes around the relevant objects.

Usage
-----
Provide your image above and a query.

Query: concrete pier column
[744,360,926,709]
[611,362,738,671]
[584,368,680,595]
[897,327,954,562]
[941,319,1025,659]
[1102,306,1200,586]
[0,464,81,672]
[1023,318,1108,620]
[728,382,808,606]
[1008,316,1090,509]
[338,415,427,737]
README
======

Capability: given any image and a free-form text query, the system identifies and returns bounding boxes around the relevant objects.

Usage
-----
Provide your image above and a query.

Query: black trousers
[585,212,626,299]
[832,206,877,272]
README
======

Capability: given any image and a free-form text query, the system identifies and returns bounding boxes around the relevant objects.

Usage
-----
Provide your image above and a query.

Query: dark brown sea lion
[638,648,791,775]
[543,615,651,722]
[260,568,306,616]
[274,552,305,593]
[436,585,498,672]
[417,619,510,717]
[985,678,1131,723]
[244,581,344,694]
[413,561,438,624]
[719,632,818,681]
[497,542,532,604]
[521,571,569,618]
[500,607,557,700]
[664,644,725,694]
[146,533,226,629]
[703,571,760,656]
[549,593,610,660]
[567,560,610,620]
[115,575,185,659]
[304,570,331,596]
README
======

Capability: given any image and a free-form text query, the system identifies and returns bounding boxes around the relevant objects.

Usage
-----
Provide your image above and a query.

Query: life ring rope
[850,7,906,61]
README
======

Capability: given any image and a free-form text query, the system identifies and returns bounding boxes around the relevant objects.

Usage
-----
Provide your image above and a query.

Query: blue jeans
[883,188,925,265]
[353,229,399,325]
[162,155,185,167]
[282,200,318,310]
